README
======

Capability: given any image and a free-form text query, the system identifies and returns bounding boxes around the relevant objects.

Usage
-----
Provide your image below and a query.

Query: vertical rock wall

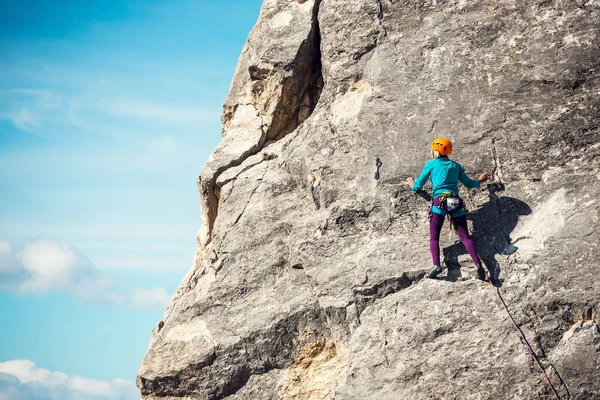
[138,1,600,399]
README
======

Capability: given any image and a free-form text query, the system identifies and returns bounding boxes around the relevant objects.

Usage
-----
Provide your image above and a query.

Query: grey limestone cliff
[138,0,600,399]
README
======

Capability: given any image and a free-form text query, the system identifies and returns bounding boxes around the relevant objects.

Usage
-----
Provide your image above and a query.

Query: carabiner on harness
[376,0,383,20]
[427,198,434,222]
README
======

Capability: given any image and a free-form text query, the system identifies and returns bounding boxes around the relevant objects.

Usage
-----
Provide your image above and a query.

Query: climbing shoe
[428,265,443,279]
[476,265,487,281]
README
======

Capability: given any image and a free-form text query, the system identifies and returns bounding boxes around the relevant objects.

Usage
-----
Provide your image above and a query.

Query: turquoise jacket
[411,156,480,216]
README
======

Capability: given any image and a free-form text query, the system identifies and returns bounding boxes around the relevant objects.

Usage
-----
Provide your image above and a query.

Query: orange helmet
[431,137,453,155]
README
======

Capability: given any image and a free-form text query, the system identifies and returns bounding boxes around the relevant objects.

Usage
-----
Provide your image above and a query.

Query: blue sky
[0,0,263,398]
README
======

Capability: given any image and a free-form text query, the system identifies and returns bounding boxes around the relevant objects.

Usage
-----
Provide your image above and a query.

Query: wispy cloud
[3,89,63,109]
[131,287,171,311]
[146,135,178,156]
[0,88,63,135]
[0,82,220,139]
[0,359,139,400]
[64,95,220,140]
[5,108,38,133]
[70,278,125,305]
[101,98,220,124]
[0,240,171,310]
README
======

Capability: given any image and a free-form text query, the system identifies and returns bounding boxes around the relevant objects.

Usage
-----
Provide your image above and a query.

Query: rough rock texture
[138,0,600,399]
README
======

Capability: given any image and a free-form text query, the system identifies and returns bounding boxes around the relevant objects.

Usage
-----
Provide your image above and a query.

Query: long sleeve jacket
[411,156,480,198]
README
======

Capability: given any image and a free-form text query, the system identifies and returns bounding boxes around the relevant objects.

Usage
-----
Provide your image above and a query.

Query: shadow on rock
[443,183,532,286]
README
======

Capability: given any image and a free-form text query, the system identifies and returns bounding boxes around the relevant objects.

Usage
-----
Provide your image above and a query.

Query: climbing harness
[374,157,383,180]
[438,192,465,214]
[440,193,466,230]
[427,192,466,228]
[483,273,561,399]
[376,0,383,20]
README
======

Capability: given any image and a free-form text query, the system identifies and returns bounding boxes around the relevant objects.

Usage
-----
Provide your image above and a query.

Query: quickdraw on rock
[374,157,383,180]
[376,0,383,20]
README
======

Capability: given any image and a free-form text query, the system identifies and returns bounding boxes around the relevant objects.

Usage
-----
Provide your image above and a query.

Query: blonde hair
[431,149,442,159]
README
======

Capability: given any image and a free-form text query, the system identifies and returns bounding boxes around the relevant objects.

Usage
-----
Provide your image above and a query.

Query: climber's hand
[479,173,490,183]
[406,177,415,187]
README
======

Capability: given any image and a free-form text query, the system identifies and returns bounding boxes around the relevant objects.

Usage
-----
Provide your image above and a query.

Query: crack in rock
[352,270,426,317]
[139,305,336,400]
[491,138,505,183]
[234,167,269,225]
[197,0,324,252]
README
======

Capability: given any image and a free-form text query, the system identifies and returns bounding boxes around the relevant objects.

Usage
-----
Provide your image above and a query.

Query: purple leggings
[430,212,481,267]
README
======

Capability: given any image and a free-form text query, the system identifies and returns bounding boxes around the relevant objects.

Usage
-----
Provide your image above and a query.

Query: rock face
[138,1,600,399]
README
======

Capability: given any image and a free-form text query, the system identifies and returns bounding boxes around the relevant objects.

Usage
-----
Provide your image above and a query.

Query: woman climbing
[406,138,490,280]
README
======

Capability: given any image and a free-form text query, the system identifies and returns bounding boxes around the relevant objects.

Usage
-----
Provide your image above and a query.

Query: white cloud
[0,219,198,274]
[131,287,171,311]
[18,240,95,292]
[0,241,26,279]
[0,360,68,388]
[0,240,171,310]
[0,240,120,304]
[0,360,139,400]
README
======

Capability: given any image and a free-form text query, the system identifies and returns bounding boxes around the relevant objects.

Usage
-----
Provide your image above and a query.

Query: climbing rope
[413,189,560,397]
[376,0,383,20]
[484,273,560,399]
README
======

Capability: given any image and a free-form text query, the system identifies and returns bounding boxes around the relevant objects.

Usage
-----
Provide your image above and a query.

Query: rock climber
[406,138,490,280]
